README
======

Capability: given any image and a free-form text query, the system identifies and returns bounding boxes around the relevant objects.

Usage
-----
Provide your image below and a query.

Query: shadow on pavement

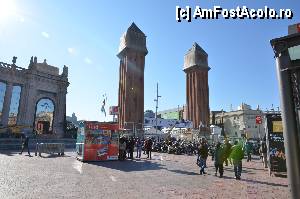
[241,178,288,188]
[243,166,266,171]
[0,150,20,156]
[167,169,199,175]
[86,159,165,172]
[0,151,37,158]
[223,167,254,174]
[220,173,288,188]
[39,154,71,158]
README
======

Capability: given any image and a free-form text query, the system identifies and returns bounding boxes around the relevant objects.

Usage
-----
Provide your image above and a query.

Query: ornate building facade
[0,57,69,138]
[183,43,210,129]
[117,23,148,132]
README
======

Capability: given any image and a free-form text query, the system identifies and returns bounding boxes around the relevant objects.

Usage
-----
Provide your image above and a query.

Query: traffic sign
[256,115,262,124]
[109,106,119,115]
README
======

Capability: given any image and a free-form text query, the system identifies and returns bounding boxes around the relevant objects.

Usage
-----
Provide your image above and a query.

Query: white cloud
[67,47,77,55]
[41,31,50,39]
[84,57,93,64]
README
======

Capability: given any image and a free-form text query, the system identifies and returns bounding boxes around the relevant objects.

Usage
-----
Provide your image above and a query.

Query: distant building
[212,103,265,139]
[144,110,155,118]
[144,117,192,129]
[0,57,69,138]
[158,107,184,120]
[66,113,78,126]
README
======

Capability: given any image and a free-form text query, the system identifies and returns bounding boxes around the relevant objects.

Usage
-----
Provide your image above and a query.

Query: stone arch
[33,96,56,135]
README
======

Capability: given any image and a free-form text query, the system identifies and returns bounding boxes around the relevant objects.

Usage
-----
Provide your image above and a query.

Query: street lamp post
[154,82,161,135]
[270,23,300,199]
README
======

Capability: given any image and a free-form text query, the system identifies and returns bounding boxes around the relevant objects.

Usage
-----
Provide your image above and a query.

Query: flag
[101,93,107,117]
[101,105,106,117]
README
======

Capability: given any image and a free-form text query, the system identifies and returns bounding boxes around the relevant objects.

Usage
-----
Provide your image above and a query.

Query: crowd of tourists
[118,137,153,160]
[197,136,268,180]
[118,135,269,180]
[197,138,244,179]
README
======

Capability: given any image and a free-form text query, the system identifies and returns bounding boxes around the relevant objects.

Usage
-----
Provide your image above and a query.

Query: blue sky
[0,0,299,121]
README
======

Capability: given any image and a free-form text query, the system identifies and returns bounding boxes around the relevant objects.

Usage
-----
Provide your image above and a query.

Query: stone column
[1,82,13,127]
[23,83,37,128]
[53,87,67,138]
[17,84,28,126]
[117,23,147,130]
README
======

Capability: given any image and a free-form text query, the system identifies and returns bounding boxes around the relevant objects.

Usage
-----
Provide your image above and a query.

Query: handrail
[0,62,26,70]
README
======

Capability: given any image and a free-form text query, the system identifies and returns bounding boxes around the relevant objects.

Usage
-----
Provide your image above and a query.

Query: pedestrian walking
[119,137,127,161]
[260,136,268,168]
[223,138,232,166]
[229,141,244,180]
[142,139,146,155]
[125,137,131,159]
[198,138,208,175]
[144,139,148,155]
[244,140,253,162]
[19,133,31,156]
[136,138,142,158]
[214,142,224,177]
[146,138,153,159]
[128,137,135,160]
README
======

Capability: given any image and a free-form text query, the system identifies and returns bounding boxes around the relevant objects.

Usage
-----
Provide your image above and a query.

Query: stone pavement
[0,150,290,199]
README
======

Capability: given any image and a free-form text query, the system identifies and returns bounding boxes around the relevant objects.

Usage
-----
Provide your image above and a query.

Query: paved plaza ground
[0,150,290,199]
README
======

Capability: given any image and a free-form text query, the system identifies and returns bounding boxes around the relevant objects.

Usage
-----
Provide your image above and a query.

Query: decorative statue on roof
[62,65,68,77]
[12,56,17,65]
[30,56,34,65]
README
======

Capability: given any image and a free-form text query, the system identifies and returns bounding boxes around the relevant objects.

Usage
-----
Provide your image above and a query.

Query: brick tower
[183,42,210,129]
[117,23,148,131]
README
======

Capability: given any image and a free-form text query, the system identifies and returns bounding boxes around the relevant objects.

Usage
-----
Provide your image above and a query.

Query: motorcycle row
[151,140,209,155]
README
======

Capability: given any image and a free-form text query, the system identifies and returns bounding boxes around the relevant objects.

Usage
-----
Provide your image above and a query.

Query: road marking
[72,160,83,174]
[160,156,164,161]
[110,175,117,182]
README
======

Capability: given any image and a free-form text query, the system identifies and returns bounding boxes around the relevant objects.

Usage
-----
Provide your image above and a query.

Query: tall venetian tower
[117,23,148,130]
[183,42,210,129]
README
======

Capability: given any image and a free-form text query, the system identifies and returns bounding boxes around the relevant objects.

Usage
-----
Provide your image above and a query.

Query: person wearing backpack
[223,138,232,166]
[229,140,244,180]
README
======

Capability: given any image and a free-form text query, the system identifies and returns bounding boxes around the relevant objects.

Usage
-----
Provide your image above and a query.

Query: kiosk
[76,121,119,161]
[265,113,287,176]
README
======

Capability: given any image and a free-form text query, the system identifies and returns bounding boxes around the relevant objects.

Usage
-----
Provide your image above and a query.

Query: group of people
[197,138,245,180]
[119,137,153,160]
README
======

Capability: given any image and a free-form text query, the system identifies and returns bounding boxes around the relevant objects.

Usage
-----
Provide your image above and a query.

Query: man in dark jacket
[214,142,225,177]
[198,138,209,175]
[244,140,253,162]
[223,138,232,166]
[146,138,153,159]
[128,137,135,160]
[260,136,268,168]
[19,133,31,156]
